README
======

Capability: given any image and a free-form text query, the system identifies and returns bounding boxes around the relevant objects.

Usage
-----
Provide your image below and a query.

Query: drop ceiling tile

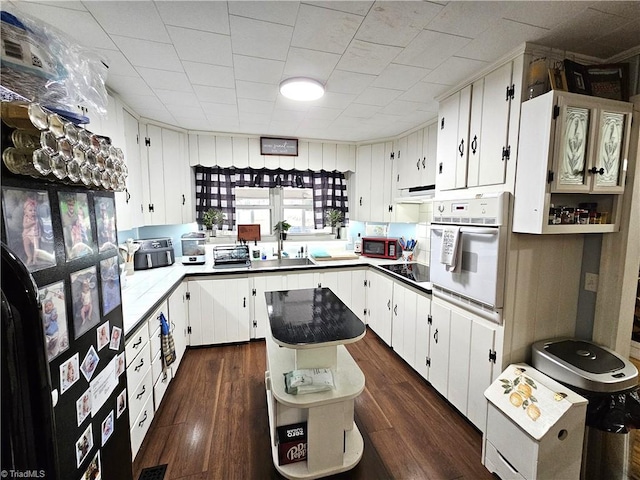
[167,104,206,119]
[193,85,237,105]
[271,109,308,122]
[238,122,269,135]
[304,1,373,17]
[456,18,549,62]
[137,108,177,126]
[154,89,200,107]
[336,40,402,75]
[172,116,211,131]
[297,118,333,130]
[317,92,357,109]
[183,62,235,88]
[107,75,155,99]
[124,95,167,113]
[372,64,431,90]
[238,98,274,115]
[589,1,640,18]
[205,112,239,124]
[230,16,293,61]
[291,4,363,55]
[323,70,375,96]
[111,35,183,72]
[341,103,380,118]
[354,87,402,106]
[95,49,138,77]
[233,55,285,84]
[167,26,232,66]
[585,19,640,59]
[382,100,422,116]
[421,56,488,86]
[11,2,116,50]
[356,1,442,47]
[398,82,448,103]
[200,102,239,118]
[283,48,341,82]
[137,67,192,92]
[501,1,589,30]
[307,107,342,121]
[426,1,504,38]
[238,111,271,123]
[228,1,300,26]
[394,30,471,70]
[84,1,170,43]
[156,1,230,35]
[236,81,279,101]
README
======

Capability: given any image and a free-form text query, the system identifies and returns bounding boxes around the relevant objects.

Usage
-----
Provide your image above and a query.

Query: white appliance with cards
[429,192,509,324]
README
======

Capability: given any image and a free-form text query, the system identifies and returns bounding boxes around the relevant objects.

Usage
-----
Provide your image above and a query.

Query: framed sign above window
[260,137,298,156]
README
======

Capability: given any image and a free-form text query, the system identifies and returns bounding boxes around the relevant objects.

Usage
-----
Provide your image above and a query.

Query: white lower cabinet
[391,282,419,368]
[252,273,286,339]
[130,393,154,460]
[318,268,367,323]
[365,271,394,345]
[168,281,188,373]
[430,297,497,432]
[187,276,251,346]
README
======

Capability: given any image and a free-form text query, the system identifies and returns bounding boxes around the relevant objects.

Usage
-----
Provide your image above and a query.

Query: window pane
[237,208,270,235]
[235,187,269,205]
[283,187,313,206]
[284,207,314,232]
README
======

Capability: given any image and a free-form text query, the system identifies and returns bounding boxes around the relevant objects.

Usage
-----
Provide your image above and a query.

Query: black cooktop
[380,262,430,283]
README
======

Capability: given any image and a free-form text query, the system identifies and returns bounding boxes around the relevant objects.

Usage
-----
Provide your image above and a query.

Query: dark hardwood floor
[133,328,493,480]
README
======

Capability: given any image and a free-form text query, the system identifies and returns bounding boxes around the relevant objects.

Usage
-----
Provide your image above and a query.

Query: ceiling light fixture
[279,77,324,101]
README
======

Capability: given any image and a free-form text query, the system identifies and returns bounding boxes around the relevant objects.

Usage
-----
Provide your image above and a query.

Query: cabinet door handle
[441,117,445,130]
[589,167,605,175]
[182,194,185,205]
[458,139,465,157]
[422,158,426,168]
[394,305,398,316]
[471,135,478,155]
[243,297,246,308]
[136,384,146,399]
[149,203,154,212]
[416,159,420,170]
[387,300,391,310]
[359,196,363,206]
[138,411,148,427]
[434,329,438,344]
[134,357,144,372]
[162,372,168,383]
[133,337,142,348]
[125,189,131,204]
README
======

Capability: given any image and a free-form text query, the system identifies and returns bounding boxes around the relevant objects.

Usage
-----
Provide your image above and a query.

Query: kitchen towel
[159,312,176,367]
[440,226,461,272]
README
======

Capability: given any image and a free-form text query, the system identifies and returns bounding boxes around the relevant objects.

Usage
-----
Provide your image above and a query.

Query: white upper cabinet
[354,144,372,221]
[437,58,521,192]
[437,85,471,191]
[118,109,144,230]
[512,90,632,234]
[140,124,192,226]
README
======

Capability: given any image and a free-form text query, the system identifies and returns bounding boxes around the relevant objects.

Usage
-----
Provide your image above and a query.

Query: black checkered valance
[194,166,348,230]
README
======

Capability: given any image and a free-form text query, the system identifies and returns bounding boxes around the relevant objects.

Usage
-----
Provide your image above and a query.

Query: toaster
[133,237,175,270]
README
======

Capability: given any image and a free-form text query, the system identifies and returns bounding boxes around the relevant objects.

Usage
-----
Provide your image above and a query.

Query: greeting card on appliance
[91,356,117,416]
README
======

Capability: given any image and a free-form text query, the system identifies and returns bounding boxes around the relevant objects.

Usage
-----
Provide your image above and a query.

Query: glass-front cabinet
[513,90,633,234]
[553,94,631,195]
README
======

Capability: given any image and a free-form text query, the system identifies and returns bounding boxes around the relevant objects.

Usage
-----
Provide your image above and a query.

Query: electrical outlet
[585,272,599,292]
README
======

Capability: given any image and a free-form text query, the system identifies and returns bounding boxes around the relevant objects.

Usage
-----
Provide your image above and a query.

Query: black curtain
[194,166,348,229]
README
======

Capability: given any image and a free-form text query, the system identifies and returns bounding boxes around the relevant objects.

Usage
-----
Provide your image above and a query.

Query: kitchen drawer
[130,393,154,460]
[128,367,153,426]
[126,342,150,394]
[149,323,161,360]
[486,404,538,479]
[484,439,526,480]
[153,368,172,411]
[147,300,168,338]
[125,325,149,366]
[151,350,163,385]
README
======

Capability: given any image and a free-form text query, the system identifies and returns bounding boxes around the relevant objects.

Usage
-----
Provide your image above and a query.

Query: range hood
[394,185,435,203]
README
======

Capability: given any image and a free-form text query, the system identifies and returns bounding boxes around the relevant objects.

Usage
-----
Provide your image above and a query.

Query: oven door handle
[430,225,498,235]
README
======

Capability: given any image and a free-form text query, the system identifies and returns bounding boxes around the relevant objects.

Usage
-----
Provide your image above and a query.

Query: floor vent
[138,464,168,480]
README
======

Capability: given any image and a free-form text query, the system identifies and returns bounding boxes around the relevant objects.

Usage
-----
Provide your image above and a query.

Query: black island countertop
[265,287,366,348]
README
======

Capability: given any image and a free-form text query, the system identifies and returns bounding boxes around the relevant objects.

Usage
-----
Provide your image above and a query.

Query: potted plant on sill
[273,220,291,240]
[325,209,344,238]
[203,208,224,237]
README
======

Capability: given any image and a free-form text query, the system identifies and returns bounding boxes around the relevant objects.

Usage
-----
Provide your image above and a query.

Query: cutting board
[312,253,360,261]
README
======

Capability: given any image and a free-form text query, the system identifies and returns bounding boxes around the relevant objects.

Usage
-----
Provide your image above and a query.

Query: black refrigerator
[1,167,133,479]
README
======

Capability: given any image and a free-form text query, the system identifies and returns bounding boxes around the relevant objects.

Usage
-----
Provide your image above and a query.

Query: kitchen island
[264,288,366,480]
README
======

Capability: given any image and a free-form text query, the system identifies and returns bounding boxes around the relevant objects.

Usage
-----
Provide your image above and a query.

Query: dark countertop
[265,288,366,347]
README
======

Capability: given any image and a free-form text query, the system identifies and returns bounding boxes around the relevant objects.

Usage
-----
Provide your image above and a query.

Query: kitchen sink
[250,257,314,269]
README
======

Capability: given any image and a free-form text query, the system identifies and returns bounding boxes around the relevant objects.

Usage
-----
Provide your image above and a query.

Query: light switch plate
[585,272,599,292]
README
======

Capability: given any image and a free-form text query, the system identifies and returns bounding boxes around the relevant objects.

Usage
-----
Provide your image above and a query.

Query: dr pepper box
[276,422,307,465]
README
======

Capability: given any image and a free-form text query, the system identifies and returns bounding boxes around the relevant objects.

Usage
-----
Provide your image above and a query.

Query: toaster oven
[361,237,401,260]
